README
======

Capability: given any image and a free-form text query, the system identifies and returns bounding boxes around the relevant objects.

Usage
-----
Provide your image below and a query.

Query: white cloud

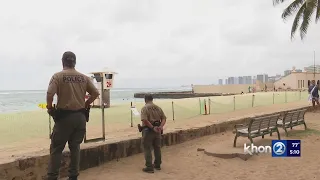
[0,0,319,90]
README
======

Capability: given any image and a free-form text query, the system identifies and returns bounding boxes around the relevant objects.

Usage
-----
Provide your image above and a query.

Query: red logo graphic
[106,81,112,87]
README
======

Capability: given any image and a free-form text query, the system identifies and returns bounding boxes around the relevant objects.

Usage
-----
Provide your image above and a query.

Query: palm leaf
[300,0,317,39]
[291,3,306,39]
[282,0,305,20]
[273,0,289,5]
[316,0,320,22]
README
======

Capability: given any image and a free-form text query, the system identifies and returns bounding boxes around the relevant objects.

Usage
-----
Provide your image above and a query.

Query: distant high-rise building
[304,65,320,73]
[253,76,257,84]
[257,74,268,83]
[264,74,268,83]
[225,79,228,85]
[243,76,252,84]
[296,69,302,72]
[268,76,276,83]
[218,79,223,85]
[284,70,291,76]
[228,77,235,84]
[238,76,244,84]
[257,74,264,83]
[234,77,239,84]
[275,74,282,81]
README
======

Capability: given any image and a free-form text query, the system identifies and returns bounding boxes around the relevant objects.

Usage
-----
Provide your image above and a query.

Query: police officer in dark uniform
[46,51,100,180]
[140,94,167,173]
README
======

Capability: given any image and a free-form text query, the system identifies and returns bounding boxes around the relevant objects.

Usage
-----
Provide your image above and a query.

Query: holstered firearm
[47,104,58,122]
[84,107,91,122]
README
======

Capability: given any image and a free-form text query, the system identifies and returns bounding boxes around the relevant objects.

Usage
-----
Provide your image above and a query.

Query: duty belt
[48,107,91,122]
[138,121,163,134]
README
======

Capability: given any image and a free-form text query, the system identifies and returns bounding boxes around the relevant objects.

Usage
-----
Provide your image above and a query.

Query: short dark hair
[144,94,153,101]
[62,51,76,68]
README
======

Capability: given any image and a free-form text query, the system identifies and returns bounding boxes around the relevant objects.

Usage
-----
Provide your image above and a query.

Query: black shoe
[142,167,154,173]
[154,165,161,170]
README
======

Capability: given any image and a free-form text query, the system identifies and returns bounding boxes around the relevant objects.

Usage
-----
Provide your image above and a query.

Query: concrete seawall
[0,106,311,180]
[134,91,235,99]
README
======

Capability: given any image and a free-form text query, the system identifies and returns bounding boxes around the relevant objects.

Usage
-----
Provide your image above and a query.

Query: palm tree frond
[273,0,288,6]
[291,4,306,39]
[273,0,287,5]
[316,0,320,22]
[282,0,305,20]
[300,1,317,39]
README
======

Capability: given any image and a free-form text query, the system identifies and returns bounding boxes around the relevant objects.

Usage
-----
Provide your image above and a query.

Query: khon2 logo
[243,140,301,157]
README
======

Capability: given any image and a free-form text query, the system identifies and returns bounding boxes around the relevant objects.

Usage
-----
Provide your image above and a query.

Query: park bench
[277,108,307,137]
[233,113,281,147]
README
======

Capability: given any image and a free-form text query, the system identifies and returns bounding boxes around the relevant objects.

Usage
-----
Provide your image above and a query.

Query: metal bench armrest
[233,124,248,134]
[234,124,245,128]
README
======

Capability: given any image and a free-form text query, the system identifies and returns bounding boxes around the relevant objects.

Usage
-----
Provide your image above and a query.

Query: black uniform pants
[142,129,162,168]
[47,112,86,180]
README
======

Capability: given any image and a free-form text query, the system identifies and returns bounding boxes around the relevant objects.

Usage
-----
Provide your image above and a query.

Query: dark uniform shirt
[141,103,166,126]
[47,69,100,110]
[308,85,319,98]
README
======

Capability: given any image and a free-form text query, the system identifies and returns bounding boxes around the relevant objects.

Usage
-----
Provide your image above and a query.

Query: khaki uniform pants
[142,129,162,168]
[47,112,86,180]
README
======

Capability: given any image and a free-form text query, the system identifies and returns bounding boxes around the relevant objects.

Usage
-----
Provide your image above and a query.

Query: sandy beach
[76,111,320,180]
[0,101,310,164]
[0,91,309,163]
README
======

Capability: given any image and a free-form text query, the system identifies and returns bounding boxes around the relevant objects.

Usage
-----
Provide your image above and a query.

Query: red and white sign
[106,81,112,87]
[101,73,114,89]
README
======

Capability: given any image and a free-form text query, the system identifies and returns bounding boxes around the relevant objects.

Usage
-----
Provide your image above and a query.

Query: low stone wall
[0,106,311,180]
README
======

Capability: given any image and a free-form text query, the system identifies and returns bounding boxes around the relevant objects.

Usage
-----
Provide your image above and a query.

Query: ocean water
[0,87,191,113]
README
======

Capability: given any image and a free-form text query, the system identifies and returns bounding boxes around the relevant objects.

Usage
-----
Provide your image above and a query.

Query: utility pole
[314,51,316,80]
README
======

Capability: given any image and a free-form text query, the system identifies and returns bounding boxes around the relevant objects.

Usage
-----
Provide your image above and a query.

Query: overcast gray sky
[0,0,319,90]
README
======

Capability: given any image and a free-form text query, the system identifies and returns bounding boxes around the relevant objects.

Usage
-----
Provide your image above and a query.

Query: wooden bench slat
[269,116,279,128]
[291,112,300,121]
[250,120,261,132]
[283,113,294,123]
